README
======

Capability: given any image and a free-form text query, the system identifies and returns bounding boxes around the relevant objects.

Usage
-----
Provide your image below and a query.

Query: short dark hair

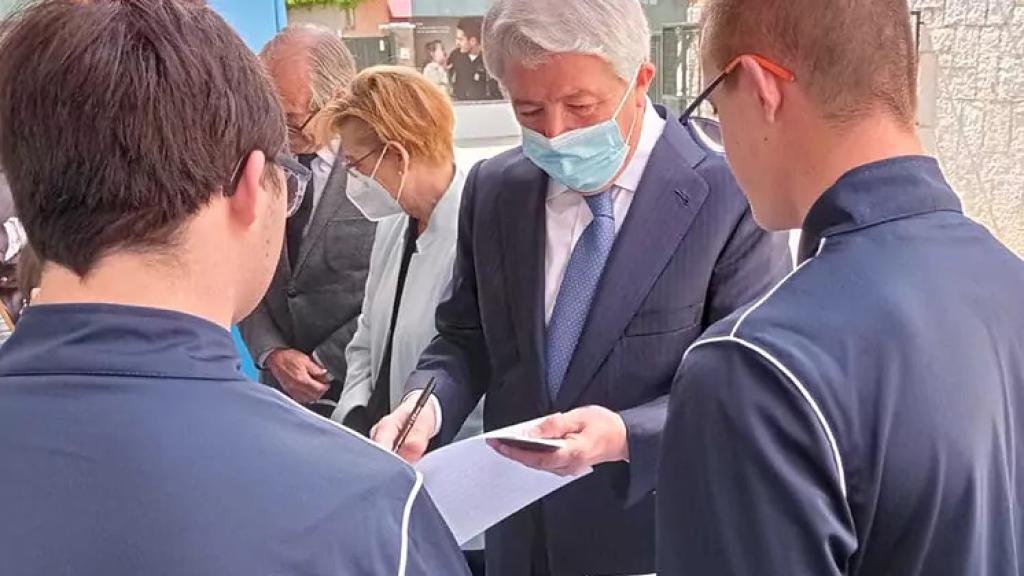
[703,0,918,126]
[0,0,287,276]
[458,17,483,43]
[426,40,444,54]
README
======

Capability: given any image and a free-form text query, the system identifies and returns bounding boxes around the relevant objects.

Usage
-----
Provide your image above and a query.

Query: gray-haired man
[241,25,375,417]
[372,0,793,573]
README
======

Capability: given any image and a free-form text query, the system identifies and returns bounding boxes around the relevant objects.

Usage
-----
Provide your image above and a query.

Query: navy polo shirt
[0,304,468,575]
[658,157,1023,575]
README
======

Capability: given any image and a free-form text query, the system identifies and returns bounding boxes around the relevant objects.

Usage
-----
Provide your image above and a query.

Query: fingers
[280,371,328,404]
[302,355,328,376]
[396,425,431,464]
[532,411,585,440]
[370,399,435,463]
[491,441,590,477]
[371,413,403,453]
[280,378,314,405]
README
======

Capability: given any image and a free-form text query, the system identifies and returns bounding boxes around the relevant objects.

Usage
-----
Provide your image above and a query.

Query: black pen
[393,377,437,452]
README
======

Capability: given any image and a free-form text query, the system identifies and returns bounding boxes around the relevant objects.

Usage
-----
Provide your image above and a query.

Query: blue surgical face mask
[521,69,642,193]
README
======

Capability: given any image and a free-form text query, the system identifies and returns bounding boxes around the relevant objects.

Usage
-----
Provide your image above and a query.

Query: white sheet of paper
[415,419,591,546]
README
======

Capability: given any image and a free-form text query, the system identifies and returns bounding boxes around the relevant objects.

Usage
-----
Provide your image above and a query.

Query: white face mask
[346,143,408,222]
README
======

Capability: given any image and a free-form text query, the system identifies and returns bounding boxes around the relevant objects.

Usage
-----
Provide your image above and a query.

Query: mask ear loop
[368,144,389,181]
[610,64,644,148]
[391,142,411,205]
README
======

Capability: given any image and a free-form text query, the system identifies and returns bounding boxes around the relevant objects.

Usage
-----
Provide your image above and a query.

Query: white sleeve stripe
[686,336,848,498]
[269,388,427,575]
[398,473,423,576]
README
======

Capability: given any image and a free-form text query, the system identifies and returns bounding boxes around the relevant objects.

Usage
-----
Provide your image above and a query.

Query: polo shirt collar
[799,156,962,262]
[0,304,243,381]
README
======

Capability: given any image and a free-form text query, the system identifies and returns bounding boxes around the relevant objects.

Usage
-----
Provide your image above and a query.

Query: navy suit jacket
[407,110,792,575]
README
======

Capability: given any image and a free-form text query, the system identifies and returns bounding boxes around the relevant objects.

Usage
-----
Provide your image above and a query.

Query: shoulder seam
[685,335,848,499]
[270,388,420,470]
[730,237,825,337]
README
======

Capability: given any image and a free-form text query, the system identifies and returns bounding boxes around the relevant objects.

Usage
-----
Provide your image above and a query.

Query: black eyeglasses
[288,109,321,137]
[681,53,795,120]
[227,152,313,217]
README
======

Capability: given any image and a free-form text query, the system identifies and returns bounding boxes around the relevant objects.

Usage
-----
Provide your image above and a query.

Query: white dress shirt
[304,144,337,237]
[543,98,666,323]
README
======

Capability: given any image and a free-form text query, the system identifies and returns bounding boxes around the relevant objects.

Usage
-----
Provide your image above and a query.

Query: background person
[0,1,468,574]
[240,24,376,417]
[372,0,793,573]
[422,40,451,95]
[658,0,1024,574]
[448,17,497,101]
[0,170,28,320]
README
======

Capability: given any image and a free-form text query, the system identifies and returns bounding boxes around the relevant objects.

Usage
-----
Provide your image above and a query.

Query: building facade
[913,0,1024,256]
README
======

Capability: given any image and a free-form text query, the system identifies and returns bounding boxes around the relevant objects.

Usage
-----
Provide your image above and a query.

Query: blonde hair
[324,66,455,166]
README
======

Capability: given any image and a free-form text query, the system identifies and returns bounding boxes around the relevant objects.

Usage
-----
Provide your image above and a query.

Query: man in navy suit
[373,0,792,574]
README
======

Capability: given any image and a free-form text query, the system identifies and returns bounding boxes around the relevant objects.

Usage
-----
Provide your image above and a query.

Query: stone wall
[913,0,1024,255]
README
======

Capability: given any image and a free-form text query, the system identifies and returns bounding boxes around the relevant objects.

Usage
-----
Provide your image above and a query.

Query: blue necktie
[545,189,616,400]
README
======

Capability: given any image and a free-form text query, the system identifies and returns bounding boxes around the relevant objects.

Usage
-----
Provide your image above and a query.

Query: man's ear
[229,150,268,228]
[738,55,784,124]
[635,61,657,100]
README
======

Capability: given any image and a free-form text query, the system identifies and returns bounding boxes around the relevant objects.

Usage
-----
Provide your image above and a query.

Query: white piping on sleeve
[398,473,423,576]
[272,390,426,576]
[686,336,848,498]
[684,237,847,496]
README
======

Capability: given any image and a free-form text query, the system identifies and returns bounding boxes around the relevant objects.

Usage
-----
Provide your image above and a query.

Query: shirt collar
[799,156,963,262]
[548,98,666,200]
[0,304,243,381]
[316,140,338,166]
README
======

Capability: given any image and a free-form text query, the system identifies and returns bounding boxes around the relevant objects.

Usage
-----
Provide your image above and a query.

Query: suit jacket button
[287,288,298,298]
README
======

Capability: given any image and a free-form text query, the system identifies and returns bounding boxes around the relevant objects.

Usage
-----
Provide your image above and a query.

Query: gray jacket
[240,158,375,391]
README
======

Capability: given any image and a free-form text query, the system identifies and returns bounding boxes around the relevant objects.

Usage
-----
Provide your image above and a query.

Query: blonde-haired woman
[326,67,481,430]
[326,67,485,572]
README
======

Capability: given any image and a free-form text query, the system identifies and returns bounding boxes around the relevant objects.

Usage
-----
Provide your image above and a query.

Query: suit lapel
[554,119,709,409]
[293,159,358,277]
[498,157,550,412]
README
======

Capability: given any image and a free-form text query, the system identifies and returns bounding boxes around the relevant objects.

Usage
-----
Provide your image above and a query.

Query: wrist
[609,411,630,462]
[264,348,288,367]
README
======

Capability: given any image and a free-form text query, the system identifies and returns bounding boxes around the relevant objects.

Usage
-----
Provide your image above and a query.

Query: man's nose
[539,112,568,139]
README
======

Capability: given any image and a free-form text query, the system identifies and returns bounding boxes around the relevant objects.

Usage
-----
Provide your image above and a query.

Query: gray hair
[482,0,651,83]
[260,24,356,111]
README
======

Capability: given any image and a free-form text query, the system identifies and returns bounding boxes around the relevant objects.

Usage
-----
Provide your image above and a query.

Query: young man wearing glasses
[0,1,468,574]
[240,24,376,417]
[659,1,1024,575]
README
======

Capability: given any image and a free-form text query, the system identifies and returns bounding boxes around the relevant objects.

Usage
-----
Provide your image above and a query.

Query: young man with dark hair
[0,1,467,574]
[658,1,1024,575]
[448,16,497,101]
